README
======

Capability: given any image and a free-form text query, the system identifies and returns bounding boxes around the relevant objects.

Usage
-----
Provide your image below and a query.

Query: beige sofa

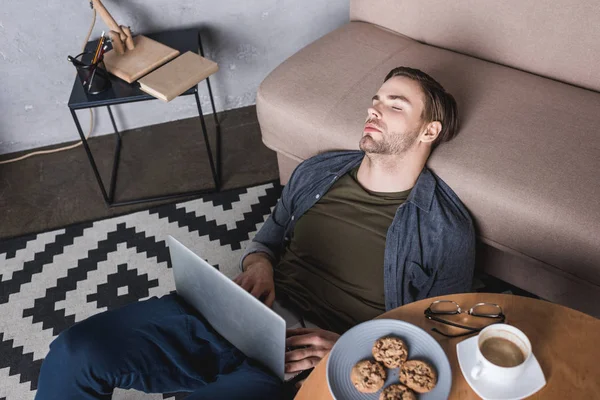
[256,0,600,317]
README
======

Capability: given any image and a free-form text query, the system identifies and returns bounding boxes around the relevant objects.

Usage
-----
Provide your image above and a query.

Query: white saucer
[456,336,546,400]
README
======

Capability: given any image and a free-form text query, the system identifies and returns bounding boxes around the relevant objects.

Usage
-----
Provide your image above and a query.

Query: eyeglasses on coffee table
[424,300,505,338]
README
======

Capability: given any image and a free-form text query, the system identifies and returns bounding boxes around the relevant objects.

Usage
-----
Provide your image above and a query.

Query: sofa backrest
[350,0,600,93]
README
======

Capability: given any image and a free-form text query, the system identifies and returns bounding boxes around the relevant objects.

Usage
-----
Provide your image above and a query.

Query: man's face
[360,76,426,155]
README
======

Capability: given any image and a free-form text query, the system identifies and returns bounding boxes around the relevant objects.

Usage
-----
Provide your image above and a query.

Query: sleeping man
[36,66,475,399]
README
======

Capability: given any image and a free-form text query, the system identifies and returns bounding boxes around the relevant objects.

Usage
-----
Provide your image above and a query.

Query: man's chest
[288,173,407,283]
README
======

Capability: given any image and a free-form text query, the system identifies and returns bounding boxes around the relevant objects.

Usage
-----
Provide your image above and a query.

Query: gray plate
[326,319,451,399]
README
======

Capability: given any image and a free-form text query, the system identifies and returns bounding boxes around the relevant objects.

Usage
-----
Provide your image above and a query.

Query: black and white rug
[0,182,282,400]
[0,181,536,400]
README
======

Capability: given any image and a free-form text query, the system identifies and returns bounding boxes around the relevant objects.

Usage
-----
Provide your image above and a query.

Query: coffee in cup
[471,324,532,382]
[480,336,526,367]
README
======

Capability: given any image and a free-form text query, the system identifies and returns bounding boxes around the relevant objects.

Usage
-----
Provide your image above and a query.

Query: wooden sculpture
[91,0,134,55]
[90,0,180,83]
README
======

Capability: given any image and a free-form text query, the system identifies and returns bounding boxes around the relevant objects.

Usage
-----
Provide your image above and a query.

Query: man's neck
[356,149,428,193]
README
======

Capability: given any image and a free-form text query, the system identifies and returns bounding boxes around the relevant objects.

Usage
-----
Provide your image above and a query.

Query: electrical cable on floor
[0,6,98,165]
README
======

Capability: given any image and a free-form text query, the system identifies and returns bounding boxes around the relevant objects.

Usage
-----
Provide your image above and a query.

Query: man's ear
[420,121,442,144]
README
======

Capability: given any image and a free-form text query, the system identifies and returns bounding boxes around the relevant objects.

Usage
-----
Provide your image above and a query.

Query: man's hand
[285,328,340,374]
[233,253,275,307]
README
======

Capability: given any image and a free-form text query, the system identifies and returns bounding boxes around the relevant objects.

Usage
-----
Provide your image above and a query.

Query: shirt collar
[329,151,436,212]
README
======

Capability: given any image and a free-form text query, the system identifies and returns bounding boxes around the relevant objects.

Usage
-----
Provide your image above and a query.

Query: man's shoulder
[291,150,363,180]
[427,169,475,235]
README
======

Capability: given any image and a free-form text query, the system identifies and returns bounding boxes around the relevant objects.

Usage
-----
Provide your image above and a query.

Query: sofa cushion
[257,22,600,286]
[350,0,600,93]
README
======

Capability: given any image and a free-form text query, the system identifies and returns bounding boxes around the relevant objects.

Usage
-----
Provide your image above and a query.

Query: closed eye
[392,106,403,111]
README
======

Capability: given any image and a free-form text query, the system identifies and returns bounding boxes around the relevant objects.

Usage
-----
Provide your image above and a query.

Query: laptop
[167,236,287,381]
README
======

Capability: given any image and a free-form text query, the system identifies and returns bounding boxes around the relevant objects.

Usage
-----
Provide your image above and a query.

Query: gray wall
[0,0,349,155]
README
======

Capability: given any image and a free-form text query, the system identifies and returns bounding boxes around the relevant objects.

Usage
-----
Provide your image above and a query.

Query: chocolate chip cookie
[372,336,409,368]
[379,383,417,400]
[350,359,387,393]
[399,360,437,393]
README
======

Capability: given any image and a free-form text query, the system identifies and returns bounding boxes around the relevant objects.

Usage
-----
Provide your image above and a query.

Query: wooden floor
[0,106,279,240]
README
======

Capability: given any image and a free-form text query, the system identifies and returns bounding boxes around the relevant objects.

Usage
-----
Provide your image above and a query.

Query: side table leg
[106,105,122,203]
[198,32,222,185]
[204,76,222,186]
[194,90,220,190]
[70,108,110,204]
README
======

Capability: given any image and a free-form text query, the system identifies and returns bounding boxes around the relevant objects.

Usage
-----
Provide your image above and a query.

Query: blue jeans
[35,294,282,399]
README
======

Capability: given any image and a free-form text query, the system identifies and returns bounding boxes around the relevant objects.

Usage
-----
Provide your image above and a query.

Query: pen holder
[71,51,111,95]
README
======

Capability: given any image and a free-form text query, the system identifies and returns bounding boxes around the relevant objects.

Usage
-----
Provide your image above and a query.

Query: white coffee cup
[470,324,532,382]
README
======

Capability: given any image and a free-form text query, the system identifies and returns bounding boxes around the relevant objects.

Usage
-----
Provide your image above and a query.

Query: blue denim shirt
[241,150,476,311]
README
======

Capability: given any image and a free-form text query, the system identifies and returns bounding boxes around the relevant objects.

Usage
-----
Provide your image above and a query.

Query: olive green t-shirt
[274,167,411,334]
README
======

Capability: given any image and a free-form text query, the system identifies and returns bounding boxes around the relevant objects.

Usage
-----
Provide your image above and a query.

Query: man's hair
[384,67,459,148]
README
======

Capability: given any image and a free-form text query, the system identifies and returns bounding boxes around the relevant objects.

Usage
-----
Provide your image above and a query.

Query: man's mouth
[364,123,382,134]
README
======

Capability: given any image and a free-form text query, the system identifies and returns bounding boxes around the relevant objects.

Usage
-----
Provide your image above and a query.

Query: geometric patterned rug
[0,181,282,400]
[0,180,537,400]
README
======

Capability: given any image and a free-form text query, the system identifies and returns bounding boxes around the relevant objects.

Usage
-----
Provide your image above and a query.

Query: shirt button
[315,194,320,199]
[291,215,294,221]
[285,236,289,241]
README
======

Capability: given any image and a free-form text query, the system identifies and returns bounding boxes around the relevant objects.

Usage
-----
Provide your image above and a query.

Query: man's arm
[239,168,298,271]
[235,159,303,304]
[427,237,476,299]
[404,221,476,304]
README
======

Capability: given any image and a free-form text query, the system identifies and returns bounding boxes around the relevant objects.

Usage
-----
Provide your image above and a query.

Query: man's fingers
[237,278,252,292]
[249,285,263,299]
[286,328,317,337]
[285,357,321,373]
[265,290,275,308]
[233,274,250,288]
[285,347,310,362]
[286,333,321,348]
[285,347,329,362]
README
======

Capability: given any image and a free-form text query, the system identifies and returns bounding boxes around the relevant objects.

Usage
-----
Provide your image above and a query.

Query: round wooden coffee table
[294,293,600,399]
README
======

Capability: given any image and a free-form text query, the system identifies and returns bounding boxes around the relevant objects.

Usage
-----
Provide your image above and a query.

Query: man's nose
[367,106,382,119]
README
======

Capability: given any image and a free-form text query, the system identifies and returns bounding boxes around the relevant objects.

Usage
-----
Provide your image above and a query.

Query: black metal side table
[67,29,220,207]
